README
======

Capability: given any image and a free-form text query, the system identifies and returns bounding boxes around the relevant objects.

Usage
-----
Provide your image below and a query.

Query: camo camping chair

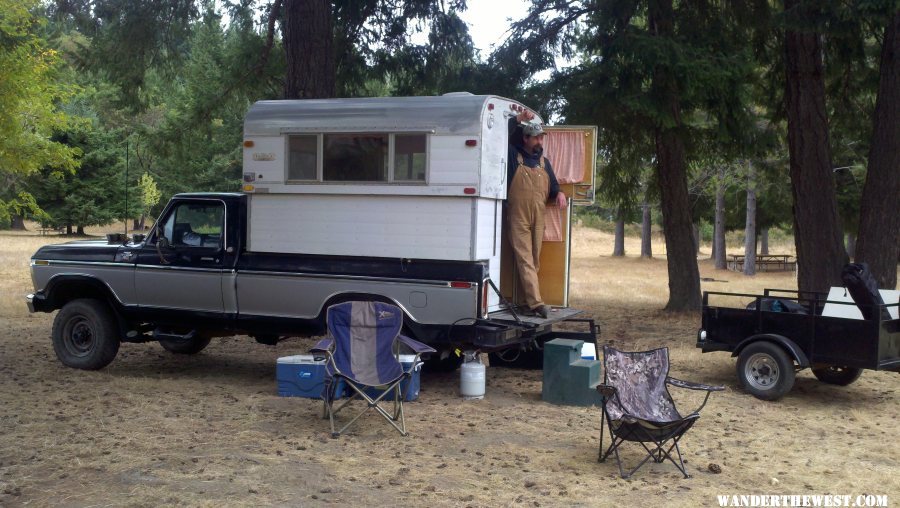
[311,301,435,437]
[596,346,724,478]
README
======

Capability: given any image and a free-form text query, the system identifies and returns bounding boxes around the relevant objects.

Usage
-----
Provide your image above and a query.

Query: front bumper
[26,292,51,313]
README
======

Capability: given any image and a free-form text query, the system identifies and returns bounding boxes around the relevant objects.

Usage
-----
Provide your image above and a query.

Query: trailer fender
[731,334,810,368]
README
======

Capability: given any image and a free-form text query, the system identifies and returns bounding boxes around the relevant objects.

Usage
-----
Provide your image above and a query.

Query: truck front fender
[731,333,810,368]
[43,274,124,312]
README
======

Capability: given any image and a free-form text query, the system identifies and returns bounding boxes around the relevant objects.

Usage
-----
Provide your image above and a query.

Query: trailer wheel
[736,342,795,400]
[159,335,211,355]
[811,366,863,386]
[51,298,120,370]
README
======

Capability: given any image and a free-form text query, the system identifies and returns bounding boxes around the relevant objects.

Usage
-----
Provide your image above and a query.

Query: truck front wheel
[812,365,863,386]
[51,298,120,370]
[736,342,795,401]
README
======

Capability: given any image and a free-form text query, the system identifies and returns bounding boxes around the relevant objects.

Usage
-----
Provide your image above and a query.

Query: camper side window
[288,135,317,181]
[393,135,426,181]
[286,133,428,183]
[324,134,388,182]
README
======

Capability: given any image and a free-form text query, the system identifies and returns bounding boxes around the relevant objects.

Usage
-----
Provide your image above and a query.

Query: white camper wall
[248,193,479,260]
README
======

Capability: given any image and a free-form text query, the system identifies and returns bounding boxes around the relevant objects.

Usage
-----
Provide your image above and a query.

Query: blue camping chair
[311,301,436,437]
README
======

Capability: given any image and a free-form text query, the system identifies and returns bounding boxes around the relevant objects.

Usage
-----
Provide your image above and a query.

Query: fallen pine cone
[708,463,722,474]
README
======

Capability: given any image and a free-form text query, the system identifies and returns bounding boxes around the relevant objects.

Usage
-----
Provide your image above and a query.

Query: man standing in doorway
[508,110,567,318]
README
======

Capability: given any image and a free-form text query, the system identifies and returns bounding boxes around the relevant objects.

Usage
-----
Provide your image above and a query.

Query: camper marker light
[450,281,473,288]
[463,187,476,195]
[465,139,477,147]
[243,140,254,148]
[243,184,255,192]
[487,103,494,110]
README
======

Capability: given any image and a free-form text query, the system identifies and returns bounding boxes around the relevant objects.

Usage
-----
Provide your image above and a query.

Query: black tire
[736,341,795,401]
[51,298,120,370]
[159,335,212,355]
[424,351,465,372]
[812,365,863,386]
[488,347,544,369]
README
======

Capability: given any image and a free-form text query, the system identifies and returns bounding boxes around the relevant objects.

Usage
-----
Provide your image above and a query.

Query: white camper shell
[241,94,596,314]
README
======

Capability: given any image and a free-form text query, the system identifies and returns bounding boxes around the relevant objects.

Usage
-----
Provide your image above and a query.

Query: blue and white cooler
[364,354,423,402]
[277,354,345,398]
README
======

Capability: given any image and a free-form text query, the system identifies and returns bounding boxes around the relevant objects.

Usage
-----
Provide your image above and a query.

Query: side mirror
[132,233,145,244]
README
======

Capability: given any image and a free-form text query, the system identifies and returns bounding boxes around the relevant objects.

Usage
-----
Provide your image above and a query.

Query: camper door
[499,125,597,308]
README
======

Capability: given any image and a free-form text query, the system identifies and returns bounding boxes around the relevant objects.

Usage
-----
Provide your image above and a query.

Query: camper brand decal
[252,152,276,161]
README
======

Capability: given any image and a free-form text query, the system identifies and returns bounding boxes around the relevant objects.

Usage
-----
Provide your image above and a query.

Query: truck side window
[323,134,388,182]
[288,135,317,181]
[158,202,224,249]
[394,135,426,181]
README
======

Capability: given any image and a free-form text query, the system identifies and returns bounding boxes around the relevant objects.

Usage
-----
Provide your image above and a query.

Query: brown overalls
[508,152,549,309]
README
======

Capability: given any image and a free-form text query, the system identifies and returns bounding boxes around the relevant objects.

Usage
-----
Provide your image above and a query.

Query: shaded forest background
[1,0,898,310]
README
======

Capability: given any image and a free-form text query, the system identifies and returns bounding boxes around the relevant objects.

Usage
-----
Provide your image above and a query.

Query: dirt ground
[1,227,898,507]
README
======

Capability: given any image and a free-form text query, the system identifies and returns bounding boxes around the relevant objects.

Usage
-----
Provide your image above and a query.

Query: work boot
[533,305,551,319]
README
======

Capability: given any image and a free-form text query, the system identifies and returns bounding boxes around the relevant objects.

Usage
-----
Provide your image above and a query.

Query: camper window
[324,134,388,182]
[288,135,317,181]
[393,135,426,181]
[286,133,428,183]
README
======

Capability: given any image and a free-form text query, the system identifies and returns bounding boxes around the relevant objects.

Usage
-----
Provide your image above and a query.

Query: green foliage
[28,124,124,230]
[138,172,161,218]
[0,0,80,176]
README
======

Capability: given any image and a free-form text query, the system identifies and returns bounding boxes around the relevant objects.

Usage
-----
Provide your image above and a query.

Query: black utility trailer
[697,288,900,400]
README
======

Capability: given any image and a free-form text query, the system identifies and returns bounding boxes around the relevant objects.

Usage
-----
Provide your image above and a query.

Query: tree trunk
[282,0,335,99]
[641,203,653,258]
[66,223,72,235]
[692,223,701,256]
[846,232,856,260]
[743,162,757,276]
[856,10,900,289]
[760,228,770,256]
[650,0,702,311]
[783,0,848,294]
[10,214,26,230]
[613,213,625,256]
[132,219,140,231]
[139,214,146,231]
[714,167,727,269]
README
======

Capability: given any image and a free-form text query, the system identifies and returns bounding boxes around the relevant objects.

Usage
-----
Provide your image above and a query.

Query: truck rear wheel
[488,348,543,369]
[812,366,863,386]
[51,298,120,370]
[159,335,212,355]
[736,342,795,401]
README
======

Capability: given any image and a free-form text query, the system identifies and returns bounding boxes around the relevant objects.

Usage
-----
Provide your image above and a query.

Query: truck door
[134,199,227,315]
[500,125,597,307]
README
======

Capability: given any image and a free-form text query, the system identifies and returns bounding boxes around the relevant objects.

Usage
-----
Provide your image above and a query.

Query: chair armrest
[310,337,334,354]
[666,377,725,392]
[397,335,437,355]
[595,384,617,398]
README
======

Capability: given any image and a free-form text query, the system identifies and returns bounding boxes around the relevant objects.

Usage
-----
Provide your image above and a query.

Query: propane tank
[460,350,486,400]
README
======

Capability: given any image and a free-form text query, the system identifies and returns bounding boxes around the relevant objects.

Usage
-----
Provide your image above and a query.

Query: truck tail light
[482,281,489,317]
[450,281,473,289]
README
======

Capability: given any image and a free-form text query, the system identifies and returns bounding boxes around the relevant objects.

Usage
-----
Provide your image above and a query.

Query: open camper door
[499,125,597,308]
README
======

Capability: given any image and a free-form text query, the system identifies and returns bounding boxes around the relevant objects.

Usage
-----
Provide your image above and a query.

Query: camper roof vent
[442,91,474,96]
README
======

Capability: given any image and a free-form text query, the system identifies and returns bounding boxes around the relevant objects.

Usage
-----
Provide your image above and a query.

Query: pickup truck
[27,192,597,370]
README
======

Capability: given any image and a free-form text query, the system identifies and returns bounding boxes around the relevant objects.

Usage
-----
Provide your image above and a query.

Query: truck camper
[28,93,599,370]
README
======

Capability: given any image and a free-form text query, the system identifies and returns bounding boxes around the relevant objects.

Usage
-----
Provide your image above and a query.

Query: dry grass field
[1,225,898,507]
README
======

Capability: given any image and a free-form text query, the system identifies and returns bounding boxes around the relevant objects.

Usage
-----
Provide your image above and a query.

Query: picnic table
[727,254,796,272]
